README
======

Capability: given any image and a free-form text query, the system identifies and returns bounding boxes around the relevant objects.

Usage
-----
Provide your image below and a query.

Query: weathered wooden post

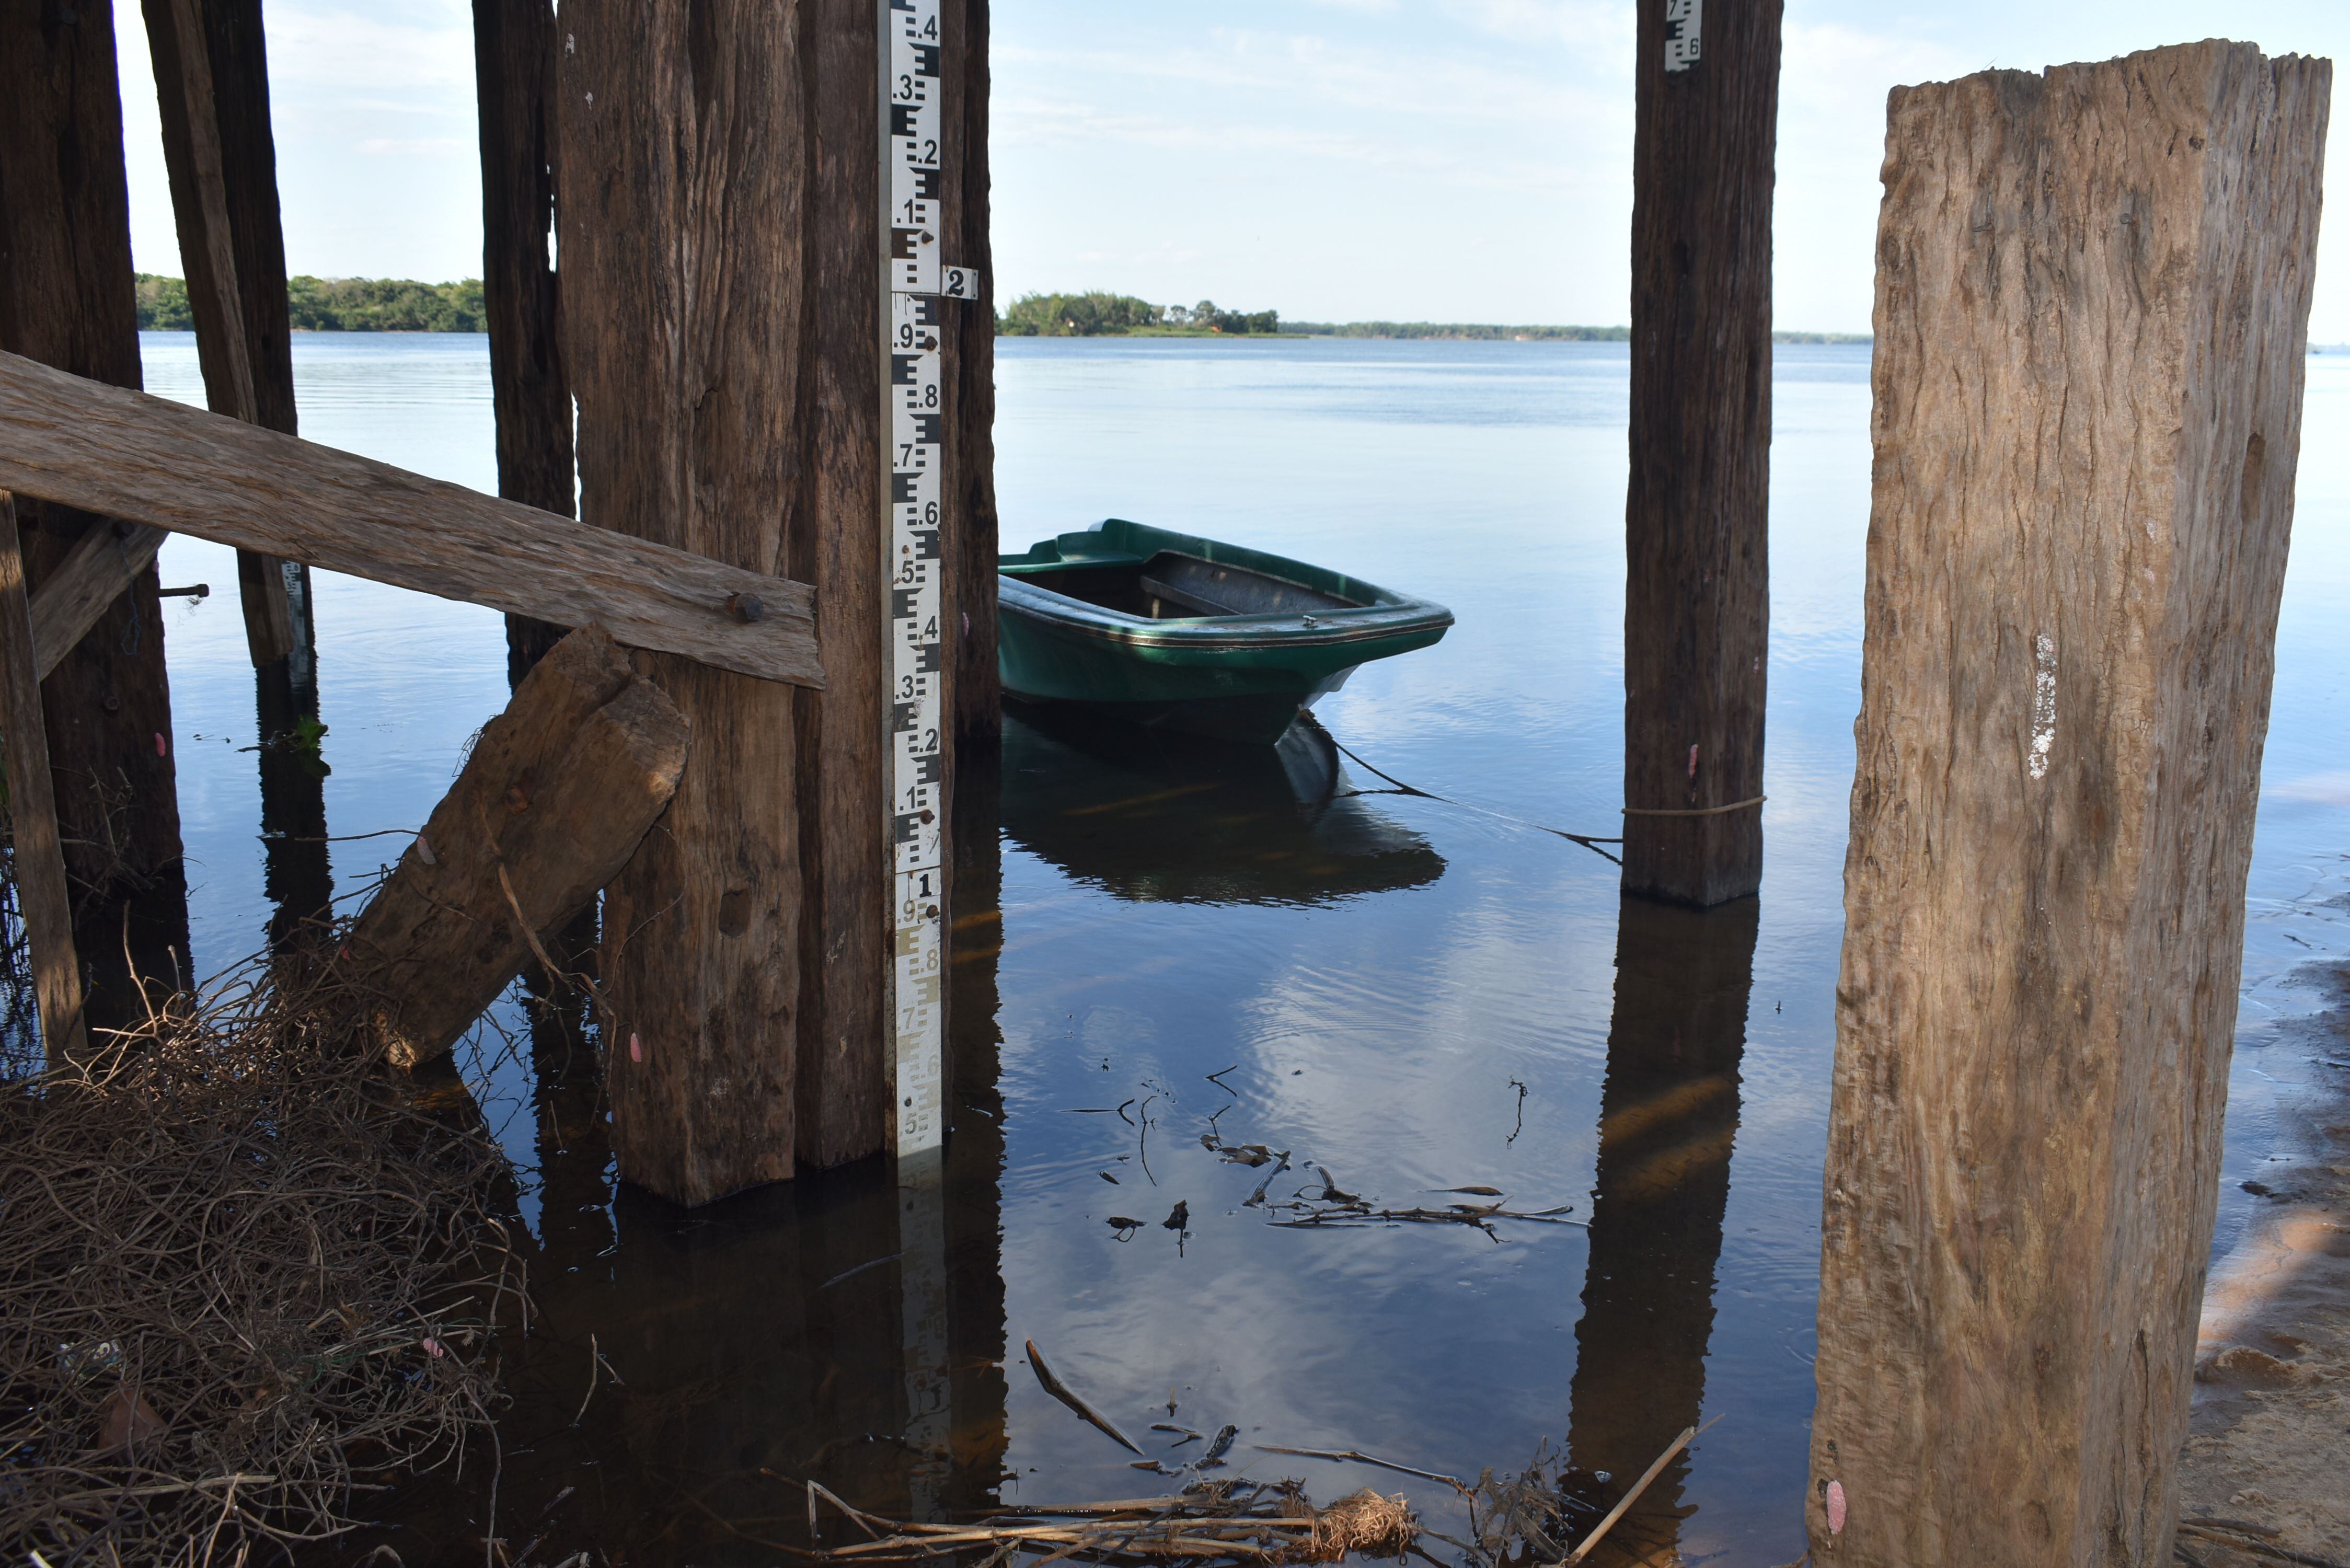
[1808,42,2328,1566]
[1621,0,1779,907]
[472,0,573,684]
[141,0,310,673]
[559,0,885,1203]
[943,0,998,753]
[0,0,190,1010]
[1565,896,1753,1553]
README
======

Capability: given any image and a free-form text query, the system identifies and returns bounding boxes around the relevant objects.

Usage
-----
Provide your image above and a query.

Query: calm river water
[134,331,2350,1565]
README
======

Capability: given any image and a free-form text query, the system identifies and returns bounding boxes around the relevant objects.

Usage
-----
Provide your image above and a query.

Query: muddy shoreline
[2180,961,2350,1567]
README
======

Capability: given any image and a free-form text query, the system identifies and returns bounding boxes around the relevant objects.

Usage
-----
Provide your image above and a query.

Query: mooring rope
[1326,735,1627,865]
[1621,794,1767,818]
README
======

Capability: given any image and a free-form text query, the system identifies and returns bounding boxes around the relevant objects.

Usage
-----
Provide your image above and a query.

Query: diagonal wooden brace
[26,518,166,681]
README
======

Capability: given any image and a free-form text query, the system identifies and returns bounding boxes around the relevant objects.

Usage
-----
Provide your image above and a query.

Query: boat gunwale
[997,575,1452,651]
[997,519,1454,651]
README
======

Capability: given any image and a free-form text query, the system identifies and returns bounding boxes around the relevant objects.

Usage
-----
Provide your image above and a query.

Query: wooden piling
[141,0,309,671]
[471,0,574,685]
[1807,42,2328,1566]
[1620,0,1779,908]
[787,0,890,1172]
[0,0,190,1004]
[0,494,88,1065]
[943,0,999,752]
[560,1,885,1203]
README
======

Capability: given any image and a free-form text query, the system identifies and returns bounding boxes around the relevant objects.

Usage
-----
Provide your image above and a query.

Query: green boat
[997,518,1454,743]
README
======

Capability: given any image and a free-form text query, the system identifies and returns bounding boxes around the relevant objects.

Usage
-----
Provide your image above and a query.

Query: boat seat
[1139,574,1239,617]
[1143,551,1361,617]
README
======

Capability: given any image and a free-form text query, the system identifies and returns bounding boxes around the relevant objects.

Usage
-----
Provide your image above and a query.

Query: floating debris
[800,1476,1418,1565]
[1200,1423,1240,1467]
[1026,1338,1144,1455]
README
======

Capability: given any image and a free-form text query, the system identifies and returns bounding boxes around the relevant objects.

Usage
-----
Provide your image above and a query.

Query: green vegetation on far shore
[998,292,1279,337]
[137,273,486,333]
[1282,320,1870,343]
[134,273,1870,345]
[1000,296,1870,343]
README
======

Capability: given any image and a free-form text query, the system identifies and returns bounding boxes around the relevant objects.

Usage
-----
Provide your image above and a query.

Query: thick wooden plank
[790,0,888,1171]
[1620,0,1778,908]
[562,0,830,1204]
[0,0,190,1005]
[471,0,574,682]
[0,349,825,688]
[0,494,87,1065]
[1808,42,2329,1567]
[347,625,686,1067]
[140,0,297,667]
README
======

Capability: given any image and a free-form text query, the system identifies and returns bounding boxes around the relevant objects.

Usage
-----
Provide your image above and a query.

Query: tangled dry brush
[0,956,522,1566]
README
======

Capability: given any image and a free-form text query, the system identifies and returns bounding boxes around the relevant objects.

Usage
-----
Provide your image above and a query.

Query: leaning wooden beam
[141,0,297,666]
[0,350,825,688]
[1807,42,2328,1567]
[344,624,687,1067]
[471,0,575,684]
[0,493,88,1065]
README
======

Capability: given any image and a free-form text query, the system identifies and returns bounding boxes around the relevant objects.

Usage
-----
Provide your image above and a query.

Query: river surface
[128,331,2350,1565]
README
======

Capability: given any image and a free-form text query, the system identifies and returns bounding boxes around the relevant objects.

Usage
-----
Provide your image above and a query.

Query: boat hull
[997,521,1453,744]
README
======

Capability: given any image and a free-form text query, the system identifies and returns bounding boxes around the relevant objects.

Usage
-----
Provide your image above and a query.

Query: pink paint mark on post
[629,1033,643,1063]
[1826,1479,1847,1534]
[1687,743,1700,780]
[154,732,167,756]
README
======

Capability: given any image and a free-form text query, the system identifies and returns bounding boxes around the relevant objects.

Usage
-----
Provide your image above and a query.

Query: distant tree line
[996,307,1872,342]
[997,292,1280,336]
[133,273,1868,345]
[136,274,487,332]
[1278,321,1631,340]
[1277,321,1870,343]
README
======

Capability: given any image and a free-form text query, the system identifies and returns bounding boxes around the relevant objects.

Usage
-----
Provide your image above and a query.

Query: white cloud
[356,137,470,157]
[1443,0,1633,56]
[262,8,474,92]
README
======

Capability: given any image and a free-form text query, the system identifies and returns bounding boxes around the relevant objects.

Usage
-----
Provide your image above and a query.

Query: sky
[113,1,2350,339]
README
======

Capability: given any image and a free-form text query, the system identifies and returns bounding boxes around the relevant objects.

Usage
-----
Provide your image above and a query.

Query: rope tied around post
[1622,795,1766,819]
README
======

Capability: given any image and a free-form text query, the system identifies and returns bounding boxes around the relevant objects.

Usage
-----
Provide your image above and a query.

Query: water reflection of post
[1563,896,1758,1562]
[944,742,1011,1516]
[253,658,332,949]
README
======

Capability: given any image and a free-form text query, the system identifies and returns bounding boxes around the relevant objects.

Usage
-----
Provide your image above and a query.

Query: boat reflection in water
[999,704,1445,907]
